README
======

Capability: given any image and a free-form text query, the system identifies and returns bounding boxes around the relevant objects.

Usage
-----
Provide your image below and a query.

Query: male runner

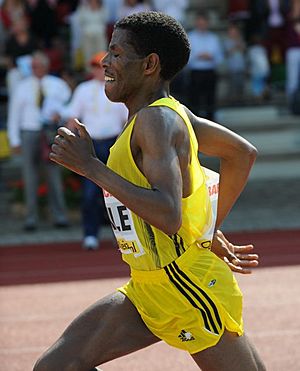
[34,11,265,370]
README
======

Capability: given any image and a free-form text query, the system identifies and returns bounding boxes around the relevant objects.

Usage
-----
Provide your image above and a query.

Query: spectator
[62,51,127,250]
[224,23,247,104]
[228,0,250,23]
[117,0,151,20]
[290,0,300,19]
[0,0,27,31]
[7,51,71,231]
[153,1,189,105]
[43,36,66,75]
[103,0,123,41]
[246,0,268,42]
[247,34,271,102]
[286,17,300,112]
[55,0,80,27]
[4,14,37,97]
[60,67,78,93]
[76,0,108,71]
[187,11,224,120]
[27,0,58,48]
[263,0,290,65]
[68,2,84,71]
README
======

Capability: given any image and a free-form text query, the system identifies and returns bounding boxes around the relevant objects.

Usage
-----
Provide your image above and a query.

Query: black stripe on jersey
[164,265,212,333]
[173,261,222,330]
[142,221,161,267]
[179,234,186,252]
[168,263,220,334]
[171,234,181,257]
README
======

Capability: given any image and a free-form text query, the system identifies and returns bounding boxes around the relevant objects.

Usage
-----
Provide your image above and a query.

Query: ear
[143,53,161,76]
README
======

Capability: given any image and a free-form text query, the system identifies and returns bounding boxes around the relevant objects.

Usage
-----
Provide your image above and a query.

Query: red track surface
[1,229,300,370]
[1,229,300,286]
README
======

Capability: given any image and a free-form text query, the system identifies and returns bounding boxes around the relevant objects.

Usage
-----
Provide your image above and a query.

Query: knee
[33,353,85,371]
[33,354,50,371]
[256,359,267,371]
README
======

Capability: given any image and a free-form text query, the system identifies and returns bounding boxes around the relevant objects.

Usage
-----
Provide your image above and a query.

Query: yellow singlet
[103,97,244,353]
[103,96,213,271]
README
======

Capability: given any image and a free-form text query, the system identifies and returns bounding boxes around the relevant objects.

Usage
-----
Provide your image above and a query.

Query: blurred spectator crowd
[0,0,300,113]
[0,0,299,245]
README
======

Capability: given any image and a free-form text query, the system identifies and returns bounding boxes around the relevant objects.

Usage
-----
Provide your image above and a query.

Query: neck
[126,81,170,117]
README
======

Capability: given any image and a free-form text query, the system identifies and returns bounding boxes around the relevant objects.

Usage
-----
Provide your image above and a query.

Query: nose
[102,53,109,68]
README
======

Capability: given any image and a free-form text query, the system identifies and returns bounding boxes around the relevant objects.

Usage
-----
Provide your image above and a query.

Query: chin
[106,91,125,104]
[104,86,119,103]
[107,95,123,103]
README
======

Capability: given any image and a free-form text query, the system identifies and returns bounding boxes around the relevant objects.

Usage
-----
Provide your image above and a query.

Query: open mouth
[104,75,115,82]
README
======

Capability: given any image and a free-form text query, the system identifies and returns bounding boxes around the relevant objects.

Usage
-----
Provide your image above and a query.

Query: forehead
[109,28,137,54]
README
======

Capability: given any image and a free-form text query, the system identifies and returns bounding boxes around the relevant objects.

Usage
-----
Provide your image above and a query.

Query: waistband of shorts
[130,243,207,282]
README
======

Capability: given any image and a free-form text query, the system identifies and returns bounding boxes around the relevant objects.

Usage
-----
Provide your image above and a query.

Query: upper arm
[183,106,257,160]
[133,108,184,215]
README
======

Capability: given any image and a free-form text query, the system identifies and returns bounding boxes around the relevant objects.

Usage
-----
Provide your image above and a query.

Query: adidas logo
[208,279,216,287]
[178,329,195,342]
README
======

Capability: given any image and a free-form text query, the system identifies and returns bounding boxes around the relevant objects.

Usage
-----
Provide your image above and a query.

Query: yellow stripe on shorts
[164,261,222,335]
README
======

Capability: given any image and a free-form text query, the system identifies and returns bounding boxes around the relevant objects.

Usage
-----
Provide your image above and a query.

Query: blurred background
[0,0,299,247]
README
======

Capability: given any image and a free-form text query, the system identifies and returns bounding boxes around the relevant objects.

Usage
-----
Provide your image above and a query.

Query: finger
[216,230,235,248]
[49,149,69,167]
[227,262,252,274]
[57,126,76,138]
[226,255,258,267]
[235,253,259,260]
[49,151,60,164]
[224,250,237,262]
[233,244,254,252]
[49,145,64,162]
[74,118,88,138]
[50,143,60,154]
[234,259,259,267]
[215,230,229,243]
[53,135,68,147]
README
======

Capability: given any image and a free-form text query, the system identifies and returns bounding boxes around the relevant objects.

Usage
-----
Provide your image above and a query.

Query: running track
[1,229,300,370]
[1,229,300,286]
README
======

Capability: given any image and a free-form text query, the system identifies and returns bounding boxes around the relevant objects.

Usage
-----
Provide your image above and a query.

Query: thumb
[74,118,88,137]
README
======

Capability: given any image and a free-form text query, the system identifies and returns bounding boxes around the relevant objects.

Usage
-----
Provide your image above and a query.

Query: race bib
[103,189,145,257]
[202,167,219,242]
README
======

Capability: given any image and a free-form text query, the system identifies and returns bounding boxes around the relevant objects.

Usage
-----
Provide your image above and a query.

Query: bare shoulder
[134,105,189,148]
[182,105,209,129]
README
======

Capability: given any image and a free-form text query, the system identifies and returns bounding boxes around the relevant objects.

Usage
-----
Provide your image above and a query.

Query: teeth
[105,76,115,82]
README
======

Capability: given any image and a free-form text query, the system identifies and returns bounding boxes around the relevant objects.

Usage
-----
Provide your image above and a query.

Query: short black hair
[115,11,190,81]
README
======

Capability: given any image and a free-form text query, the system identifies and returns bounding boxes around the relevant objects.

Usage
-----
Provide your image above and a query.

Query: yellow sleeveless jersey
[103,97,213,271]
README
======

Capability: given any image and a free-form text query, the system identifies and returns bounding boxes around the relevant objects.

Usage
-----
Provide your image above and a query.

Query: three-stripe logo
[164,261,222,335]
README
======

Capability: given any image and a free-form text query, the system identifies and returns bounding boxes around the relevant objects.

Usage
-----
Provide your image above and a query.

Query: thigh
[34,291,160,370]
[191,330,265,371]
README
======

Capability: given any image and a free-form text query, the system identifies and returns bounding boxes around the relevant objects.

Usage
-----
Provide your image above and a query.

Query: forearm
[86,157,181,234]
[185,109,258,229]
[216,148,257,229]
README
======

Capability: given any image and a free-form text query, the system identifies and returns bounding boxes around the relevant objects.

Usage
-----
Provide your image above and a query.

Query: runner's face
[102,29,146,103]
